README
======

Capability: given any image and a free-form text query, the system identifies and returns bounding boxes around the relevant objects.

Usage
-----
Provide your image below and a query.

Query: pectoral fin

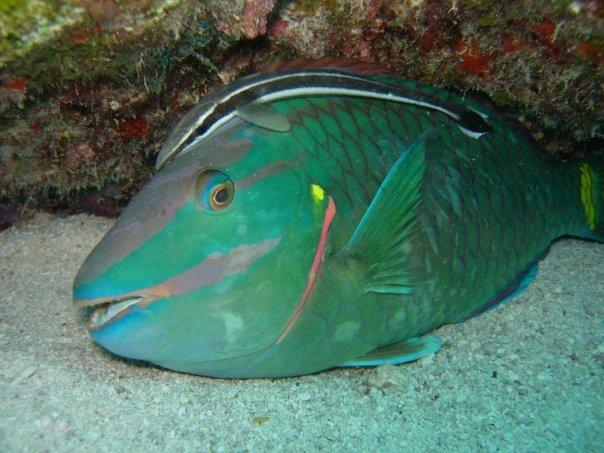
[342,132,433,295]
[236,105,291,132]
[340,335,442,367]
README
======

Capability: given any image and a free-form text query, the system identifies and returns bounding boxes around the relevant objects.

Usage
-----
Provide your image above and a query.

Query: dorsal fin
[262,56,389,75]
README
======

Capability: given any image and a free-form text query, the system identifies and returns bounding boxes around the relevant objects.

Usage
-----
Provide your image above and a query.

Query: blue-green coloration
[73,65,604,378]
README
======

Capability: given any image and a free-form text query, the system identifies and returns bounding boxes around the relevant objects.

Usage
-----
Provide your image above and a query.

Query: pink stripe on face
[141,236,284,305]
[275,196,336,344]
[76,237,283,310]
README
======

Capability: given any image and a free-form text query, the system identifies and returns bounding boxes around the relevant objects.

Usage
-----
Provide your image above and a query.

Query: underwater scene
[1,0,602,451]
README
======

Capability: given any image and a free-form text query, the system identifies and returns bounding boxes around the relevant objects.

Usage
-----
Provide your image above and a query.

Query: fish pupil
[214,186,229,204]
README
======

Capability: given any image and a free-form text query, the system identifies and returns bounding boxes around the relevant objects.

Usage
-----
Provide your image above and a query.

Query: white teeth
[89,297,143,328]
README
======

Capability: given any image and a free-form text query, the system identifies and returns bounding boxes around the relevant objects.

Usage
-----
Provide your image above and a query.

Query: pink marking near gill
[275,196,336,344]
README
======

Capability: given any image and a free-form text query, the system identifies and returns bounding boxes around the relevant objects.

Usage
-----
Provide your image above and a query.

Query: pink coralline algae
[455,41,494,78]
[64,142,96,169]
[268,18,289,38]
[119,119,150,141]
[241,0,277,39]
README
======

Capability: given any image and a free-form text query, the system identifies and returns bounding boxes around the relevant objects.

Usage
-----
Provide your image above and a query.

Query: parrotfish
[73,59,603,378]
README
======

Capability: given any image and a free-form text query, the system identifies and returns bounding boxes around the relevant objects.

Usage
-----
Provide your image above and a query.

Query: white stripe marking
[158,70,486,168]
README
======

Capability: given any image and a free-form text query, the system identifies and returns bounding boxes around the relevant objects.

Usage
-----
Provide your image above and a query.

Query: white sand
[0,214,602,451]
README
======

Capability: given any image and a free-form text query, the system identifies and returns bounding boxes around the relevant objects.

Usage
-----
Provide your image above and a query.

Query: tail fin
[579,154,604,242]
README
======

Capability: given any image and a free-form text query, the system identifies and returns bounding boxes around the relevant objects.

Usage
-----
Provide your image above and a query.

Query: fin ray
[343,133,435,295]
[340,335,442,367]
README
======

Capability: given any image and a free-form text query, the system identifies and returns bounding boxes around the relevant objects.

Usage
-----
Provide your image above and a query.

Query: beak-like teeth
[89,297,143,330]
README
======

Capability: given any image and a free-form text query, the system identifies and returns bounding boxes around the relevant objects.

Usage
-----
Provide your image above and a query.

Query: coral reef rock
[1,0,602,226]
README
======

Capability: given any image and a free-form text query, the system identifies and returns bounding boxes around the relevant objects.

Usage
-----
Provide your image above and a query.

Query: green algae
[0,0,84,67]
[4,0,230,94]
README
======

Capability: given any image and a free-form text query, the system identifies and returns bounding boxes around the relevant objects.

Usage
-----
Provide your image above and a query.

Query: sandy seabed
[0,214,602,451]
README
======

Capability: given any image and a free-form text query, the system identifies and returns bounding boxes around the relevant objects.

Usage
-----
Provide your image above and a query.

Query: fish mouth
[76,295,144,330]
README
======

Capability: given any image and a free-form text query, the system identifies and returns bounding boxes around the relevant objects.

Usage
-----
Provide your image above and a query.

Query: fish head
[73,119,334,377]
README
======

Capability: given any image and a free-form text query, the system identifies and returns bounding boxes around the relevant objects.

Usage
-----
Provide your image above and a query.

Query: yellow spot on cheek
[311,183,325,202]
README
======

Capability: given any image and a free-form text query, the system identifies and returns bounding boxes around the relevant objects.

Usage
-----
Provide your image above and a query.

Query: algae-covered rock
[0,0,602,224]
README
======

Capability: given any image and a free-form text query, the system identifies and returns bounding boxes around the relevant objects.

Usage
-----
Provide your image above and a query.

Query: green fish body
[74,64,603,378]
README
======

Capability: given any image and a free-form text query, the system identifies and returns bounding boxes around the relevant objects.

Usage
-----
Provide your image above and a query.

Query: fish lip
[75,295,145,331]
[75,294,143,307]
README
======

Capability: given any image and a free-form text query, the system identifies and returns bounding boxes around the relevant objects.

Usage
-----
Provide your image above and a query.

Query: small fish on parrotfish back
[73,58,604,378]
[154,60,491,170]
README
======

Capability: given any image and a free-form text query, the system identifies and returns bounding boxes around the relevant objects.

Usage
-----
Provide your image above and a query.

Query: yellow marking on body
[579,163,596,230]
[311,183,325,202]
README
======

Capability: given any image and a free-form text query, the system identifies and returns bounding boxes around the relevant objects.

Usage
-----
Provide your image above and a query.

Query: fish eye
[195,169,234,211]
